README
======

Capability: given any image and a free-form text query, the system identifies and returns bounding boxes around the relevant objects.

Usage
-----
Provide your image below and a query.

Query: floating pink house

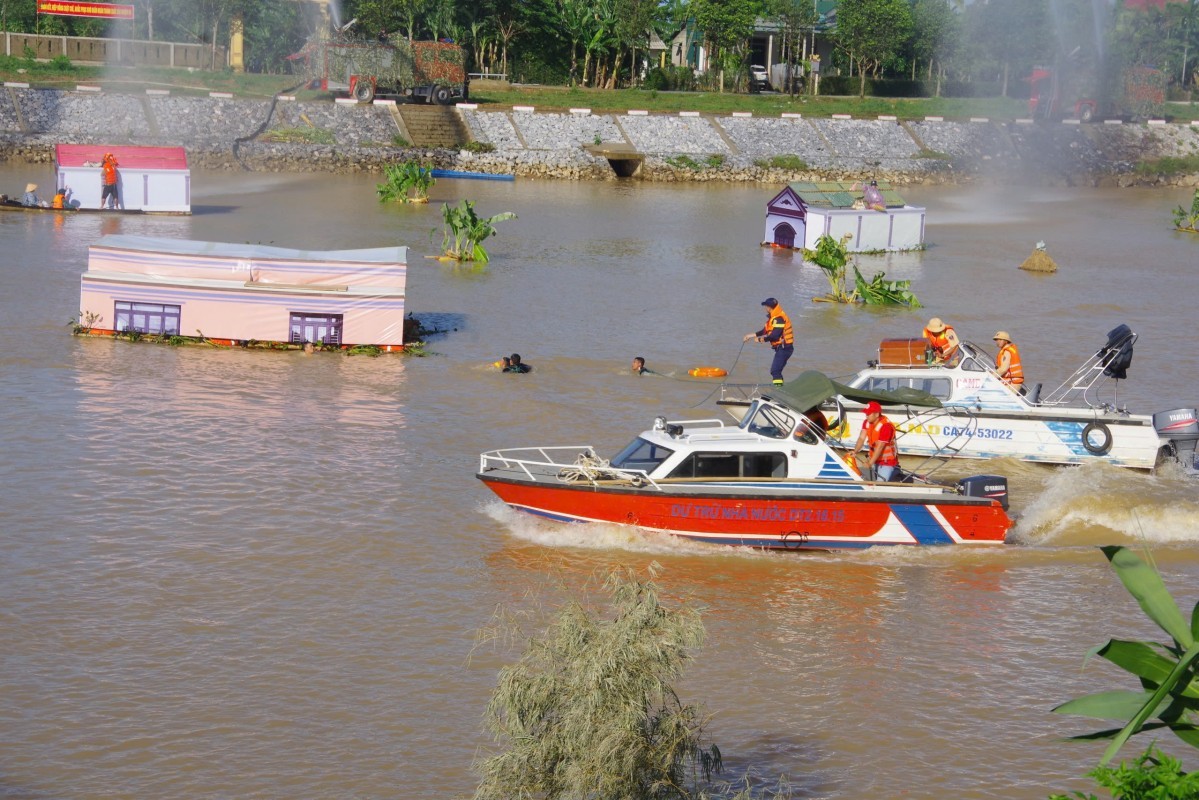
[55,145,191,213]
[764,181,926,253]
[79,236,408,349]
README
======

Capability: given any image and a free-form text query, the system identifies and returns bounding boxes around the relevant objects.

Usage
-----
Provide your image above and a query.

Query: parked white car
[750,64,770,91]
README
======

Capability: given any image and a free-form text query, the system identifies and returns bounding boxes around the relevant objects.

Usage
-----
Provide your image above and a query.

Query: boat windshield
[610,438,675,473]
[741,403,796,439]
[854,375,952,400]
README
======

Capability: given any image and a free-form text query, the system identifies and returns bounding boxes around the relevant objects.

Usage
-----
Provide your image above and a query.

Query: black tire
[1082,421,1113,455]
[432,85,452,105]
[353,80,376,103]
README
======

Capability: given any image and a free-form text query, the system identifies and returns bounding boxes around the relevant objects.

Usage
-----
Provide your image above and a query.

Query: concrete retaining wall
[3,86,1198,186]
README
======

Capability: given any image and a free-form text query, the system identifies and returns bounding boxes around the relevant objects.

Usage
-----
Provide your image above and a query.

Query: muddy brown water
[1,164,1198,798]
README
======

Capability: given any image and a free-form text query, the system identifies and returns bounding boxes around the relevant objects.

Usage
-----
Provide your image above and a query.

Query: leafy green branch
[438,199,516,263]
[802,233,921,307]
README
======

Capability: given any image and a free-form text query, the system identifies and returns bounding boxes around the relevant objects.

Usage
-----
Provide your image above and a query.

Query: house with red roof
[55,145,190,214]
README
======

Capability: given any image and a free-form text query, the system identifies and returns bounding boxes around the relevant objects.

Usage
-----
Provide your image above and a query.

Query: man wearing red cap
[851,401,899,481]
[742,297,794,386]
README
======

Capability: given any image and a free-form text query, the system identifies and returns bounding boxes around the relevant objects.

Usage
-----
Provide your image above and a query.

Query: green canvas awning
[767,370,941,413]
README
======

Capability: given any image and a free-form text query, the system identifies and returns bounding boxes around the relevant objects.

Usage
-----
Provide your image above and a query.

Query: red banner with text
[37,1,135,20]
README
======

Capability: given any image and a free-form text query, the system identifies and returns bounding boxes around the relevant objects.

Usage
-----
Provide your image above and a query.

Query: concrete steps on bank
[395,105,469,149]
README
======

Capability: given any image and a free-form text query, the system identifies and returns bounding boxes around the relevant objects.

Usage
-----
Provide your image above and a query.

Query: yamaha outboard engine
[957,475,1009,510]
[1153,408,1199,472]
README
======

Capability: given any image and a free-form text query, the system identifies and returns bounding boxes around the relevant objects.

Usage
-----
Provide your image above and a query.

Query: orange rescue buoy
[688,366,728,378]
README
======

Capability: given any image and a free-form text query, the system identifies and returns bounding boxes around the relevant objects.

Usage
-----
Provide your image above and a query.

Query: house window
[290,313,343,345]
[115,301,180,335]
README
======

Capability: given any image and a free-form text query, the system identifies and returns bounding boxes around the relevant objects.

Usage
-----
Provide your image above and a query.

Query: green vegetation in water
[803,234,921,307]
[473,565,792,800]
[377,161,435,203]
[260,126,336,145]
[753,154,809,170]
[438,199,516,263]
[1172,188,1199,231]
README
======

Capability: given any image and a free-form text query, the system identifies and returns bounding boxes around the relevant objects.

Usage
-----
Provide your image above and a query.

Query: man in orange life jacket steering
[742,297,794,386]
[851,401,899,482]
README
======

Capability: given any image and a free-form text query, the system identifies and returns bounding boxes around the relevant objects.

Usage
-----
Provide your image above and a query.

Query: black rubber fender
[1082,421,1113,455]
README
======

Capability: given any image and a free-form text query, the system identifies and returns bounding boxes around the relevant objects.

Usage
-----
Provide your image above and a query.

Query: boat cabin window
[741,404,796,439]
[957,355,985,372]
[857,376,952,400]
[667,451,787,479]
[610,438,675,472]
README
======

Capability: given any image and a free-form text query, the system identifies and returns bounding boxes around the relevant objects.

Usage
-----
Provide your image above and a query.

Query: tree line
[3,0,1198,96]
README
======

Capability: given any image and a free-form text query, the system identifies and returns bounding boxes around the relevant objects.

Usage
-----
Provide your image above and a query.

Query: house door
[773,222,801,249]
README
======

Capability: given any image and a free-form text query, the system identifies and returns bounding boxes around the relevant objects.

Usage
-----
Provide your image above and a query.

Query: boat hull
[832,408,1163,469]
[478,475,1010,550]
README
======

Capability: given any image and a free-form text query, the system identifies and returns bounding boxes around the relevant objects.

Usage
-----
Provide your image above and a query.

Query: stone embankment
[3,85,1199,186]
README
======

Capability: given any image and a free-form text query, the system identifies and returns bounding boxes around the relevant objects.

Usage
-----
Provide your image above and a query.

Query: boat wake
[481,501,774,560]
[1015,462,1199,546]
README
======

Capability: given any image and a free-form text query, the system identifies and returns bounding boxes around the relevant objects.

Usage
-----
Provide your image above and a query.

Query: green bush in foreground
[1049,745,1199,800]
[472,566,730,800]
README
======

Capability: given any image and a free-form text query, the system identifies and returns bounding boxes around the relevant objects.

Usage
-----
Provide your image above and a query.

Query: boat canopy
[768,370,942,413]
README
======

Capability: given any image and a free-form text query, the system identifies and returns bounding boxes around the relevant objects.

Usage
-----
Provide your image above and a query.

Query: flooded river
[1,163,1197,799]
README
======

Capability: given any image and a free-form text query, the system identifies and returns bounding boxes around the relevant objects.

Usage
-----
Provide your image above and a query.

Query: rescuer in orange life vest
[851,401,899,482]
[743,297,794,385]
[101,152,120,210]
[993,331,1024,388]
[923,317,960,365]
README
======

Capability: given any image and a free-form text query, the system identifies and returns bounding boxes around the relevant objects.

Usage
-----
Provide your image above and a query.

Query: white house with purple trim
[763,181,926,253]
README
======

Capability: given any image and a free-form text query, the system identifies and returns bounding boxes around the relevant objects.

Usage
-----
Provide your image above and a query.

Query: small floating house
[79,236,407,349]
[55,145,191,214]
[763,181,925,253]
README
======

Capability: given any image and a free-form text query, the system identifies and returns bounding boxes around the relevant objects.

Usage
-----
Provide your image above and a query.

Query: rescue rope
[557,450,612,482]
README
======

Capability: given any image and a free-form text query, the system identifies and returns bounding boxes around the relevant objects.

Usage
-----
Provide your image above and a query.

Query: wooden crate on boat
[879,338,930,366]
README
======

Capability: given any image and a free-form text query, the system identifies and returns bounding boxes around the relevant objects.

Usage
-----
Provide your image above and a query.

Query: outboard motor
[1153,408,1199,471]
[957,475,1009,511]
[1099,324,1135,380]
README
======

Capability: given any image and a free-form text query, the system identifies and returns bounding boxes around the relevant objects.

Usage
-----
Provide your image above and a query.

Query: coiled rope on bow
[557,450,612,483]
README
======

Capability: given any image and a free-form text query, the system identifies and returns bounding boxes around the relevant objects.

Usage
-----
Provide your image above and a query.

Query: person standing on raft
[743,297,794,386]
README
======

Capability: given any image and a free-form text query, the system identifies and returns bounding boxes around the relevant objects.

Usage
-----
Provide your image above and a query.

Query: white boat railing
[1038,327,1137,410]
[479,446,660,489]
[894,405,981,475]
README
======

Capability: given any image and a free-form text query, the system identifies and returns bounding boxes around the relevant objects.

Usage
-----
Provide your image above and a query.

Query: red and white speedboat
[477,387,1013,551]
